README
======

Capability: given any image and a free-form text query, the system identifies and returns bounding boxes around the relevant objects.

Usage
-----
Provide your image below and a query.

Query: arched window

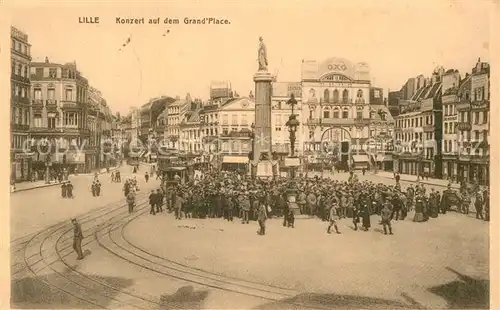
[333,107,340,118]
[323,107,331,119]
[357,89,363,98]
[342,107,349,119]
[323,89,330,103]
[342,89,349,103]
[333,89,339,102]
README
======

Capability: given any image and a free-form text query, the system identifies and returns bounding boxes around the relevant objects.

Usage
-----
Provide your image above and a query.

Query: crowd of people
[136,168,489,236]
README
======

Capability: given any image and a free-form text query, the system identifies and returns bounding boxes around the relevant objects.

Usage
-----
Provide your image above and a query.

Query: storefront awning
[222,156,248,164]
[352,155,369,162]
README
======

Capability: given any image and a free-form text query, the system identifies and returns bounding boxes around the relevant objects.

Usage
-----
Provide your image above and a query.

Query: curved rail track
[14,194,332,309]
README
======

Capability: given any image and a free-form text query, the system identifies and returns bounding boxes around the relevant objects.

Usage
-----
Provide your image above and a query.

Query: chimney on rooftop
[45,57,49,63]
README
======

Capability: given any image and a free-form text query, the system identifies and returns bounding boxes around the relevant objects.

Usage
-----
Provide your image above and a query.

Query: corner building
[298,58,393,170]
[10,26,32,181]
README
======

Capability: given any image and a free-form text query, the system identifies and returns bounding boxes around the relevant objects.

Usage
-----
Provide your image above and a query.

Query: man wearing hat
[327,199,341,234]
[380,199,393,235]
[71,218,84,260]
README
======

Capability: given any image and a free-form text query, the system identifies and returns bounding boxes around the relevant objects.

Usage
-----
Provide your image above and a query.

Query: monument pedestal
[252,70,277,179]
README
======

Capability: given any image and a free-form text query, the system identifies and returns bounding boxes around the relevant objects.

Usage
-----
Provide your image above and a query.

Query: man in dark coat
[149,190,157,215]
[66,181,74,198]
[155,189,163,213]
[72,218,84,260]
[61,182,67,198]
[475,192,484,220]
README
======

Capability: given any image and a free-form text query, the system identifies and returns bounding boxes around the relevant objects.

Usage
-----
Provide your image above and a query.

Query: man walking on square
[72,219,84,260]
[257,198,268,235]
[381,200,393,235]
[327,200,341,234]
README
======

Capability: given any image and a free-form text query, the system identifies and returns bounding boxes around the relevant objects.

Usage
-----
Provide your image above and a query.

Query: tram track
[17,192,329,309]
[20,200,157,309]
[96,210,331,310]
[12,193,149,277]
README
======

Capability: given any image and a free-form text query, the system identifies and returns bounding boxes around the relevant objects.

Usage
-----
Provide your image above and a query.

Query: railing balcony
[62,100,78,109]
[457,122,472,131]
[32,99,44,106]
[46,99,57,106]
[306,118,322,126]
[11,123,30,131]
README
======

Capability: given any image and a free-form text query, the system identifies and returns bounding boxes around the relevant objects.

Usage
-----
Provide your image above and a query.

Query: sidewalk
[11,166,121,194]
[375,171,460,189]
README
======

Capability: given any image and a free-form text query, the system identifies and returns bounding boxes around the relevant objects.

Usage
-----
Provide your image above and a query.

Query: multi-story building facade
[10,26,32,181]
[30,58,92,174]
[456,59,490,185]
[218,97,255,171]
[271,82,302,157]
[299,57,393,170]
[441,69,462,180]
[166,96,189,149]
[393,68,444,178]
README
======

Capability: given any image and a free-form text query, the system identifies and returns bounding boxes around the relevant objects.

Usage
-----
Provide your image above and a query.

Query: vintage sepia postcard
[1,0,498,309]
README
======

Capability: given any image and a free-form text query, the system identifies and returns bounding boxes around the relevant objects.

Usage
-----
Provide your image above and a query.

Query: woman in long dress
[413,193,425,222]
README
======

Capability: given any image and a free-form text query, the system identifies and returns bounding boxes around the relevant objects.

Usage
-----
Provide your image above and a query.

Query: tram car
[157,149,194,188]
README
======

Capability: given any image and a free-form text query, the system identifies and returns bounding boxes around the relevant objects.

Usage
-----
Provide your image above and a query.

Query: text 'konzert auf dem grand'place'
[78,16,231,25]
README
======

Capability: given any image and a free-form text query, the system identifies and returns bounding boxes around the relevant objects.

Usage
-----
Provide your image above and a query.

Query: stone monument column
[250,37,276,178]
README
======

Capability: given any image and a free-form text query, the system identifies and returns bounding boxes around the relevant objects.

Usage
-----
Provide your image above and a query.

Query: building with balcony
[179,105,203,157]
[455,58,490,185]
[393,67,444,178]
[441,69,462,180]
[218,97,255,172]
[166,95,190,149]
[299,57,393,170]
[10,26,32,181]
[271,82,302,158]
[30,57,91,174]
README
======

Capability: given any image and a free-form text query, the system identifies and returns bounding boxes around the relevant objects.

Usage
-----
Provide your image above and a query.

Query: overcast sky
[8,0,493,115]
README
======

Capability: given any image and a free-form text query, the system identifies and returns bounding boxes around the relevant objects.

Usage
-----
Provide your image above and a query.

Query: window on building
[332,89,339,102]
[65,89,73,101]
[231,114,238,125]
[342,110,349,119]
[333,110,340,118]
[16,42,21,51]
[24,110,29,126]
[474,130,480,141]
[324,89,330,102]
[16,64,21,75]
[47,88,55,100]
[342,89,349,102]
[357,111,363,119]
[34,88,42,100]
[49,68,57,78]
[241,114,248,125]
[309,131,314,139]
[48,114,56,129]
[323,109,330,119]
[63,112,77,126]
[222,127,228,135]
[357,89,363,98]
[444,123,448,134]
[411,119,414,128]
[483,111,488,124]
[474,112,479,124]
[33,114,42,127]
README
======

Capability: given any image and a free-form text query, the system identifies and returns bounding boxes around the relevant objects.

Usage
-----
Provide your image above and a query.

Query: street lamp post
[285,94,301,215]
[286,94,300,179]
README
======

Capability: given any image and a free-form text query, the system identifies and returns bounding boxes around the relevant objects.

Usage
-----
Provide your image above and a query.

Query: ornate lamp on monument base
[250,36,278,179]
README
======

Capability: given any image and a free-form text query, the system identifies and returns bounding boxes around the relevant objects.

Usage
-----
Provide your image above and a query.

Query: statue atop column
[258,36,268,71]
